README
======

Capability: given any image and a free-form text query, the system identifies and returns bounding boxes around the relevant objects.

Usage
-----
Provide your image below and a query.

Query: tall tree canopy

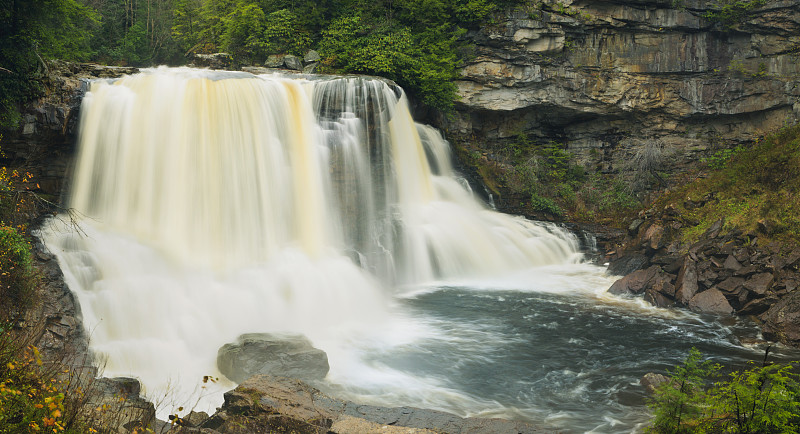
[1,0,521,128]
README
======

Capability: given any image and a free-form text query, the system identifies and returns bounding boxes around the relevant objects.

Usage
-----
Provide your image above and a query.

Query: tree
[0,0,97,129]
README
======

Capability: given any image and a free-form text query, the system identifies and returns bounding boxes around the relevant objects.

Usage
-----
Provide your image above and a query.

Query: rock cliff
[444,0,800,177]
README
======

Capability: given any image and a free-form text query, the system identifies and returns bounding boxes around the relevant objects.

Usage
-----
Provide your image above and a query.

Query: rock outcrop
[169,375,542,433]
[216,333,330,384]
[606,205,800,343]
[0,61,138,197]
[443,0,800,183]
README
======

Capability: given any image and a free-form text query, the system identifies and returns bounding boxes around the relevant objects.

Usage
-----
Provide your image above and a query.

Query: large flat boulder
[196,375,542,433]
[217,333,329,384]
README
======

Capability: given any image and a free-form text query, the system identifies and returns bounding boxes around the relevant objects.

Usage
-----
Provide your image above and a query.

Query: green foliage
[654,123,800,244]
[319,13,460,109]
[530,192,563,216]
[0,226,36,319]
[703,0,769,29]
[647,348,721,433]
[647,348,800,433]
[702,145,745,170]
[0,0,97,129]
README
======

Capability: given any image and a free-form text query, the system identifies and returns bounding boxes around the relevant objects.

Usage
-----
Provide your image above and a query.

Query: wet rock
[739,294,779,316]
[304,50,321,63]
[303,62,318,74]
[608,265,659,295]
[688,288,733,315]
[284,55,303,71]
[191,53,233,69]
[264,54,285,68]
[761,291,800,346]
[201,375,541,433]
[217,333,329,384]
[608,253,648,276]
[641,372,670,394]
[675,258,699,305]
[645,286,675,308]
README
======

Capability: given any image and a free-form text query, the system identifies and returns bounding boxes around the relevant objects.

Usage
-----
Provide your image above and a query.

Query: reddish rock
[643,224,665,251]
[743,273,774,296]
[739,295,778,316]
[645,287,675,308]
[608,266,659,295]
[761,291,800,347]
[688,289,733,315]
[675,258,699,305]
[717,277,745,293]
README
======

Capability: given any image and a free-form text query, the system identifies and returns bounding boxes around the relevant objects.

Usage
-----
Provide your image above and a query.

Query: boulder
[723,255,742,271]
[675,257,699,305]
[717,276,745,293]
[704,219,724,239]
[217,333,329,384]
[303,63,319,74]
[739,295,779,316]
[304,50,321,63]
[190,53,233,69]
[79,377,156,434]
[641,372,670,394]
[284,55,303,71]
[761,291,800,346]
[200,376,540,433]
[688,288,733,315]
[607,253,648,276]
[643,224,665,251]
[743,272,774,296]
[608,265,659,295]
[628,218,644,236]
[644,286,674,308]
[265,54,285,68]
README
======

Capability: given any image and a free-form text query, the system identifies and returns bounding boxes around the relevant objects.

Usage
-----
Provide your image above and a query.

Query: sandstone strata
[443,0,800,181]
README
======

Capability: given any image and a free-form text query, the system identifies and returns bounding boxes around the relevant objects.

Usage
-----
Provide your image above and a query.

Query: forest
[0,0,522,129]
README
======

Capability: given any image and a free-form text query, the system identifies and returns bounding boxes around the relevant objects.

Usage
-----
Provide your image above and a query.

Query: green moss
[654,124,800,245]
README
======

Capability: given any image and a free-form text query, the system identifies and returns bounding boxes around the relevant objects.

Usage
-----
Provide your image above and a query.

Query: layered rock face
[0,61,138,197]
[445,0,800,175]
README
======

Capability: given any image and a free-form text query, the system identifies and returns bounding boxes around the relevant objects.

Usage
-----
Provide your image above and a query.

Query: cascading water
[40,67,790,432]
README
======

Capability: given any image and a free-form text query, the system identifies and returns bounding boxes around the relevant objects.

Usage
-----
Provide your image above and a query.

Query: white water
[41,67,639,428]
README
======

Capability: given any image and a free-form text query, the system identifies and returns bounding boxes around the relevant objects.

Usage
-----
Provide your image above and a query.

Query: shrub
[0,226,36,321]
[530,192,563,216]
[647,347,800,433]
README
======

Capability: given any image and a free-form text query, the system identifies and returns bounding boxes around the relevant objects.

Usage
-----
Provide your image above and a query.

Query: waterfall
[41,67,584,415]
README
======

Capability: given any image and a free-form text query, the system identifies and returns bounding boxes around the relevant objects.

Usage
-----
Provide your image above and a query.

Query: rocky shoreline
[605,204,800,346]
